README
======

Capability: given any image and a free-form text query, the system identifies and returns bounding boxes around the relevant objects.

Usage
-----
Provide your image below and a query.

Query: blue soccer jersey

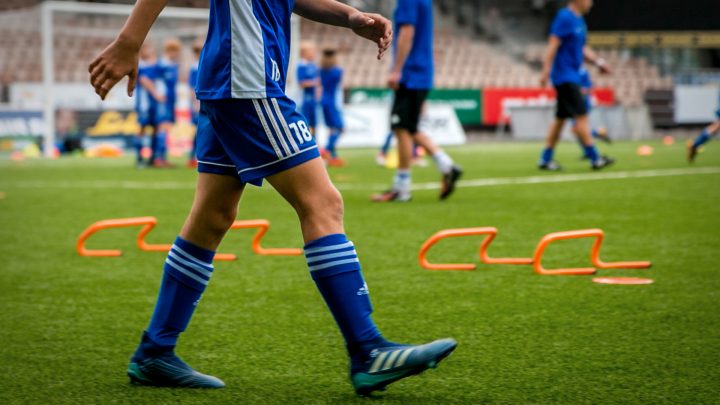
[321,66,344,129]
[550,7,586,86]
[156,58,179,123]
[297,60,319,127]
[136,60,160,126]
[393,0,434,90]
[189,61,200,124]
[196,0,293,99]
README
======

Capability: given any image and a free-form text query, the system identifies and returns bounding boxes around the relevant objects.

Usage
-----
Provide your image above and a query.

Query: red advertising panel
[482,88,615,125]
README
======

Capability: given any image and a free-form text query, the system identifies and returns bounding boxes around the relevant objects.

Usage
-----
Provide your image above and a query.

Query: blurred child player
[134,42,162,168]
[320,48,345,167]
[688,90,720,162]
[575,67,611,159]
[152,38,181,168]
[538,0,614,171]
[297,41,320,137]
[374,0,462,202]
[89,0,456,396]
[187,39,202,168]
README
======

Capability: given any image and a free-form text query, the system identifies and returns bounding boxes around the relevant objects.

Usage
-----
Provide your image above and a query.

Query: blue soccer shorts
[156,101,176,124]
[196,96,320,186]
[137,106,157,128]
[322,103,344,130]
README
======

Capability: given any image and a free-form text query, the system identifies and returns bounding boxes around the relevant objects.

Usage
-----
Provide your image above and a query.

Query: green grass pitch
[1,140,719,403]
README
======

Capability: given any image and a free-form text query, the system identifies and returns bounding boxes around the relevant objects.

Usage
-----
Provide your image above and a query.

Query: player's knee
[297,186,344,223]
[201,203,237,237]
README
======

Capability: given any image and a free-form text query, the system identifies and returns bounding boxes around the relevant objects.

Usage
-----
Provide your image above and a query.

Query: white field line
[0,167,718,191]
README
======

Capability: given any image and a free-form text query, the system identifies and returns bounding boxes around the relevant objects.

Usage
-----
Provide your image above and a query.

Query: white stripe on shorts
[271,98,300,153]
[262,99,291,156]
[252,99,283,158]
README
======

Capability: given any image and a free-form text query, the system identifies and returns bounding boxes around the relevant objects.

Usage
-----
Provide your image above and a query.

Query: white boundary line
[1,167,718,191]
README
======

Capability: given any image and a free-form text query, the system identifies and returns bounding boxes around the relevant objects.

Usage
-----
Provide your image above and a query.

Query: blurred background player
[374,0,462,202]
[152,38,181,168]
[187,39,202,168]
[297,41,320,137]
[319,48,345,167]
[538,0,614,171]
[575,66,611,159]
[134,42,162,168]
[688,90,720,162]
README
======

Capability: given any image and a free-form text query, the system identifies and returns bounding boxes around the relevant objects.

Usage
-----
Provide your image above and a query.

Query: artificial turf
[0,139,718,403]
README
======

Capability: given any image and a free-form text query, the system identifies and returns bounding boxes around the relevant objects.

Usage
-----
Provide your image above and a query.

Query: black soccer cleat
[538,160,562,171]
[591,155,615,170]
[687,141,698,163]
[128,353,225,388]
[440,166,463,200]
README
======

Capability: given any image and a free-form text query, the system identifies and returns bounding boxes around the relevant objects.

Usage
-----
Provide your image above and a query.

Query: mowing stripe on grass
[1,167,719,191]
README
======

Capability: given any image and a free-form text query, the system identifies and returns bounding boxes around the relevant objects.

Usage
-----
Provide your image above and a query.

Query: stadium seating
[0,1,674,106]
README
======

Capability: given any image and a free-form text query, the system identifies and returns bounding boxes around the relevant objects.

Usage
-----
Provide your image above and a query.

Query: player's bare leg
[689,120,720,162]
[268,158,457,395]
[128,173,244,388]
[413,132,462,199]
[372,128,414,202]
[574,115,614,170]
[538,118,565,171]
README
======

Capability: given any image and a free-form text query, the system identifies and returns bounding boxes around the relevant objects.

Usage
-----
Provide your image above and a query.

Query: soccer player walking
[296,41,320,137]
[319,48,345,167]
[374,0,462,202]
[89,0,456,395]
[688,90,720,162]
[538,0,614,171]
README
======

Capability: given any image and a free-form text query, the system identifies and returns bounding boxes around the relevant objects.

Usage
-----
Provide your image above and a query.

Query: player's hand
[349,12,393,60]
[387,70,401,90]
[598,63,612,75]
[539,73,549,88]
[89,39,139,100]
[154,93,167,103]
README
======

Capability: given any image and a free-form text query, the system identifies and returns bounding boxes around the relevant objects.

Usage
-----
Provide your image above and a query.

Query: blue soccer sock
[693,130,711,149]
[326,130,341,158]
[380,132,393,155]
[134,236,215,360]
[583,144,600,163]
[305,234,388,360]
[539,147,555,165]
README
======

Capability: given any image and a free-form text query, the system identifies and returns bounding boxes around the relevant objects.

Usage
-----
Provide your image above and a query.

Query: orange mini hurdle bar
[532,229,652,276]
[77,217,167,257]
[419,227,532,271]
[228,219,302,256]
[76,217,236,260]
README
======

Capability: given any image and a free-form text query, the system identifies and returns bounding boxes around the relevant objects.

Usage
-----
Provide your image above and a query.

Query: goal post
[39,1,300,158]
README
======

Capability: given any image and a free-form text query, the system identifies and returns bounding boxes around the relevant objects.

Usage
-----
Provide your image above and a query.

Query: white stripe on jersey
[262,99,292,156]
[252,99,283,158]
[230,0,267,98]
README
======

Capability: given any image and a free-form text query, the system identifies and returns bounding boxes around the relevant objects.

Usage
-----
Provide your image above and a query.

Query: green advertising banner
[348,88,483,125]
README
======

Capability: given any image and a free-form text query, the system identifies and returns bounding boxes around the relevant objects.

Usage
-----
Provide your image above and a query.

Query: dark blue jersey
[550,7,586,86]
[393,0,434,89]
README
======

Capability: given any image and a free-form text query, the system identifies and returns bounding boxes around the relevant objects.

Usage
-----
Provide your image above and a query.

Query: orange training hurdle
[76,216,171,257]
[228,219,303,256]
[418,227,532,271]
[77,217,301,260]
[532,229,652,276]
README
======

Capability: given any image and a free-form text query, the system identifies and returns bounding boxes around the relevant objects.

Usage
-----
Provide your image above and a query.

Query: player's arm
[138,76,165,103]
[294,0,392,60]
[89,0,168,99]
[540,35,561,87]
[583,46,612,74]
[388,25,414,89]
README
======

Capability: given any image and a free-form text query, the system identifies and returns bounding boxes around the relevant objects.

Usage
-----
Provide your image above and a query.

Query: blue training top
[157,58,179,109]
[578,67,592,90]
[196,0,293,99]
[297,60,319,101]
[549,7,587,86]
[136,60,160,113]
[393,0,434,90]
[320,66,342,106]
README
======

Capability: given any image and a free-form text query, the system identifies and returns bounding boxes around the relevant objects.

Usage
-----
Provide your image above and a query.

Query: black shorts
[391,85,429,134]
[554,83,588,119]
